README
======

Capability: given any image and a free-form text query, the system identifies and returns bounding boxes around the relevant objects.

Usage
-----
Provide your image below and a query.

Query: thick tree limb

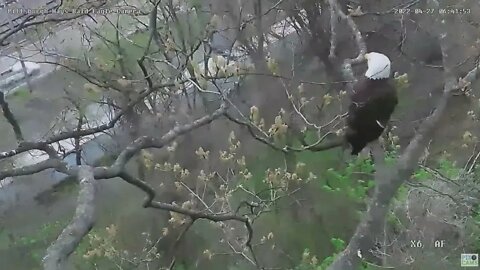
[0,158,66,180]
[0,141,50,159]
[43,166,96,270]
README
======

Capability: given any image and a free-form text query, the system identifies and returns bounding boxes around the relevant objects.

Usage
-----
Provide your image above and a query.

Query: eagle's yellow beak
[365,53,370,60]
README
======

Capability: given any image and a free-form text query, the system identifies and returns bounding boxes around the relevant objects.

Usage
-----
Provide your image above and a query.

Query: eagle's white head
[365,52,391,80]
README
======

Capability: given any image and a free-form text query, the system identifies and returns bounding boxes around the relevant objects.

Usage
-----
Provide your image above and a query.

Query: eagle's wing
[347,78,398,129]
[347,79,374,120]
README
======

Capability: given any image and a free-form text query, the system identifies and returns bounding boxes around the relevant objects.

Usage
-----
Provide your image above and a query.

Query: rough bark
[42,166,96,270]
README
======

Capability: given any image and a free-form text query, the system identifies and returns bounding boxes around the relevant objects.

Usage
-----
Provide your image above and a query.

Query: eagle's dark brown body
[346,77,398,155]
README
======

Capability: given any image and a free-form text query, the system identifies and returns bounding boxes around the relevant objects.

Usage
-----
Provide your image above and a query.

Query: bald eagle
[346,52,398,155]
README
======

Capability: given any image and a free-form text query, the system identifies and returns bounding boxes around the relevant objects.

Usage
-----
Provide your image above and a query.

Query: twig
[224,112,288,153]
[167,219,194,270]
[244,72,353,85]
[0,1,106,46]
[226,112,344,153]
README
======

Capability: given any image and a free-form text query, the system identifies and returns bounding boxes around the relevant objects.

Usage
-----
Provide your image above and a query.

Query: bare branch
[167,219,195,270]
[0,158,66,181]
[0,5,103,46]
[0,91,23,141]
[304,137,345,152]
[226,112,344,153]
[74,114,83,166]
[328,2,338,59]
[327,0,367,91]
[148,0,164,49]
[43,166,96,270]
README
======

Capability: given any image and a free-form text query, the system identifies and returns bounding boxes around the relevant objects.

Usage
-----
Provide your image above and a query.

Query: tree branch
[0,1,107,45]
[225,112,345,153]
[0,80,175,161]
[327,0,367,92]
[117,171,254,246]
[43,166,96,270]
[0,158,66,181]
[224,112,288,153]
[0,91,24,141]
[328,1,338,59]
[93,103,228,179]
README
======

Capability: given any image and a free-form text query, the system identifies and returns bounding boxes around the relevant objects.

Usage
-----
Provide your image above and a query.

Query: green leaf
[322,185,333,192]
[330,238,345,252]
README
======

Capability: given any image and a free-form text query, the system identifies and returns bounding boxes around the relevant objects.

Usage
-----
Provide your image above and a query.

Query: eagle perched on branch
[346,52,398,155]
